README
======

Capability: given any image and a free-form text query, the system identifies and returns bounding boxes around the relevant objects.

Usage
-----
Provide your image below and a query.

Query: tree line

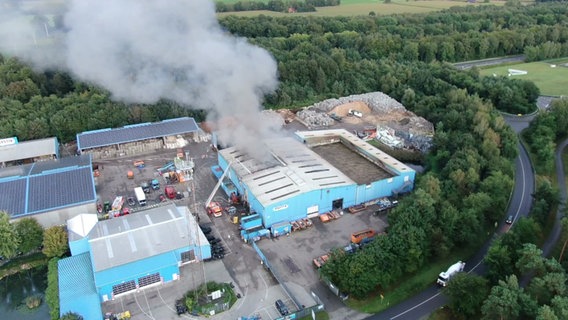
[215,0,340,13]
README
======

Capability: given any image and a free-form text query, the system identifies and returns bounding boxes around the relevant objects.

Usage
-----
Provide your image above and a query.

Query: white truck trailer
[134,187,146,206]
[437,261,465,286]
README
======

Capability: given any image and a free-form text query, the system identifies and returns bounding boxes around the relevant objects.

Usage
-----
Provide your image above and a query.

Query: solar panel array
[0,179,26,215]
[0,154,96,217]
[28,167,95,213]
[77,117,198,150]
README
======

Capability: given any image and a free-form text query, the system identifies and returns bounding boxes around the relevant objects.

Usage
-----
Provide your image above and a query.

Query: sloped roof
[88,204,206,272]
[76,117,198,150]
[220,137,355,208]
[0,137,58,163]
[68,214,99,238]
[0,155,96,218]
[58,253,103,320]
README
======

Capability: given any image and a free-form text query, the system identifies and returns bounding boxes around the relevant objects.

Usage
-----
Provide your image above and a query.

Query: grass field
[218,0,506,17]
[480,60,568,96]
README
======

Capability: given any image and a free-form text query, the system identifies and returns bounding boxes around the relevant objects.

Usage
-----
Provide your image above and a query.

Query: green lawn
[218,0,505,17]
[480,60,568,97]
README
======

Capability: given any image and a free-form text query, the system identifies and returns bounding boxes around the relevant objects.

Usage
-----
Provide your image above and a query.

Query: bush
[46,257,61,320]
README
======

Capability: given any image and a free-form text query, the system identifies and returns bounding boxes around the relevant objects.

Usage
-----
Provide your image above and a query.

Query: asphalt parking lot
[95,121,389,320]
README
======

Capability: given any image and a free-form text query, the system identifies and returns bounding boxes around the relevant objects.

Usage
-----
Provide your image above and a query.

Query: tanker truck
[437,261,465,286]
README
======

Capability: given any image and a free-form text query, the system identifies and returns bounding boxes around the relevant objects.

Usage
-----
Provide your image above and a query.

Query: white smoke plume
[0,0,280,159]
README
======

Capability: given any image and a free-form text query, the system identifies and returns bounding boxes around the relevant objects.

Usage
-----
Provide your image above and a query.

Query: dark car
[127,197,136,207]
[210,238,221,245]
[275,299,289,316]
[505,215,514,224]
[175,300,187,315]
[206,234,216,241]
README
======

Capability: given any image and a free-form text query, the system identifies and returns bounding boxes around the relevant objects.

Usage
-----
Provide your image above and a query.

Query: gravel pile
[311,92,406,113]
[296,109,334,127]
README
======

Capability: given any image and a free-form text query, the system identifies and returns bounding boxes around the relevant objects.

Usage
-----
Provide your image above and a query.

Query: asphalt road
[542,138,568,257]
[369,114,536,320]
[453,55,525,70]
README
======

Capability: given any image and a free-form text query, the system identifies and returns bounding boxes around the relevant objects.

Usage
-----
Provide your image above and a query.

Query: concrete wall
[83,138,165,160]
[11,203,97,228]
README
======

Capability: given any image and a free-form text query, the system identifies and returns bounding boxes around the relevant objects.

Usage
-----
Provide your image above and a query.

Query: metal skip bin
[271,221,291,237]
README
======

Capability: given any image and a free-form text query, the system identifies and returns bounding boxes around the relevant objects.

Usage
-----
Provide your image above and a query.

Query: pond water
[0,266,50,320]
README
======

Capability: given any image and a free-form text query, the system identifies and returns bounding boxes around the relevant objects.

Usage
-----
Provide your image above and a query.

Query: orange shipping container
[351,229,376,244]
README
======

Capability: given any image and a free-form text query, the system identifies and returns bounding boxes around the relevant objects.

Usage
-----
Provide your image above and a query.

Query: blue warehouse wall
[355,173,415,203]
[94,250,183,300]
[262,185,357,227]
[174,244,211,261]
[69,237,90,256]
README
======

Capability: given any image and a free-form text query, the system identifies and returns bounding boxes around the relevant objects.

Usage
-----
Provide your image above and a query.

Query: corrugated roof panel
[27,167,95,213]
[88,205,207,272]
[58,253,102,320]
[0,137,58,163]
[77,117,198,150]
[0,179,26,215]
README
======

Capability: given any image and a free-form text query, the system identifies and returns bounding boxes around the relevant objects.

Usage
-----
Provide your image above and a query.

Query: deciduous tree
[14,217,44,254]
[42,226,68,258]
[0,211,20,259]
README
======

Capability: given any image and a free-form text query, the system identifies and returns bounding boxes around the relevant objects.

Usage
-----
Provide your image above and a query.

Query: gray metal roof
[0,155,96,217]
[220,137,355,208]
[88,205,207,272]
[0,137,58,163]
[77,117,199,150]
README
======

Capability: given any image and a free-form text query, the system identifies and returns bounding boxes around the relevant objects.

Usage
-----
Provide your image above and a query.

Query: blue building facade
[59,205,210,319]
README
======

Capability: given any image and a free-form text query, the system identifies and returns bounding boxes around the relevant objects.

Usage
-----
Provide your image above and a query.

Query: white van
[134,187,146,206]
[348,109,363,118]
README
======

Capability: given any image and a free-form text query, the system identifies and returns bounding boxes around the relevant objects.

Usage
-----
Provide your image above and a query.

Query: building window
[138,273,161,288]
[112,280,136,296]
[181,250,195,263]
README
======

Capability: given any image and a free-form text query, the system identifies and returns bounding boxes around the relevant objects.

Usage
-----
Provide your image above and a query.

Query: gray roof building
[76,117,199,151]
[0,137,59,164]
[221,137,354,208]
[87,204,206,272]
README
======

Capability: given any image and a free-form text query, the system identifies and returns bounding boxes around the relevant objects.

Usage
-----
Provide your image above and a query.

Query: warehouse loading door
[112,280,136,296]
[138,273,161,288]
[332,199,343,210]
[181,250,195,263]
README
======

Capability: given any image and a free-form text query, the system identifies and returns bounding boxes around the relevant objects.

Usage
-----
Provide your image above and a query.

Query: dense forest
[1,2,568,318]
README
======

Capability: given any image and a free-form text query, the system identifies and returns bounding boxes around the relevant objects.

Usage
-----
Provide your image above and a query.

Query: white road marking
[390,292,441,319]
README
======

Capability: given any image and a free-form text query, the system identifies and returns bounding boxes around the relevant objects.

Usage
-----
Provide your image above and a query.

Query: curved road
[369,114,537,320]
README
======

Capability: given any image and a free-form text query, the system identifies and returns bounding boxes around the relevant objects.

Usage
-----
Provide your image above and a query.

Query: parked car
[226,206,237,215]
[127,197,136,207]
[275,299,289,316]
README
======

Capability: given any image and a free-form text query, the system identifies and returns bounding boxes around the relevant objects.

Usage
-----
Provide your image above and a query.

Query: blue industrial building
[214,129,415,238]
[0,154,97,226]
[58,204,210,319]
